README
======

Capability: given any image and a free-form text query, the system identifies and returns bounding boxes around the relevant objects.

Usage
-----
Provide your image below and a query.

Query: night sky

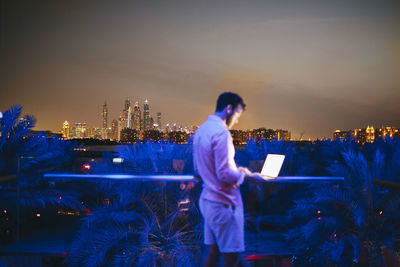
[1,0,399,139]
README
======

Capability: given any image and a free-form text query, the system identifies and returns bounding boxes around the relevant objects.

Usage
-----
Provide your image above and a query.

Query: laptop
[256,154,285,180]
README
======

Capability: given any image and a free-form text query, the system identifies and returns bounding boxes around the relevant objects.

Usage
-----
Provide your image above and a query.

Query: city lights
[333,125,399,144]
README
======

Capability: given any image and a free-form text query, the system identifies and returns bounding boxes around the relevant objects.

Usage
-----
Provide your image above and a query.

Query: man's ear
[226,104,233,114]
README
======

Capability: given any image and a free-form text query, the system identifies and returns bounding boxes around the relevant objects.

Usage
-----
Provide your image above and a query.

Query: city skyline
[5,96,399,140]
[1,1,400,139]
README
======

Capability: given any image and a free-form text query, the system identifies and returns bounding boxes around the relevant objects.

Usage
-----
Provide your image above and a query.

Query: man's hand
[238,166,252,175]
[238,167,266,184]
[245,173,265,184]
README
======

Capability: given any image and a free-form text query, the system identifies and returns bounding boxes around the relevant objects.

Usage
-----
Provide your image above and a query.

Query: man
[193,92,263,267]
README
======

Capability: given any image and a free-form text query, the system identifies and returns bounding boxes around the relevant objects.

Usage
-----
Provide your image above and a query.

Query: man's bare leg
[203,244,220,267]
[222,252,239,267]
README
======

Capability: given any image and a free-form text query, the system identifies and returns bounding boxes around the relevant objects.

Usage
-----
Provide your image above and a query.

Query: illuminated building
[111,119,118,141]
[120,128,140,143]
[356,128,367,144]
[62,121,70,139]
[133,102,141,131]
[157,112,162,131]
[143,99,151,131]
[165,123,172,133]
[75,123,83,138]
[94,128,102,139]
[167,130,187,144]
[366,125,375,143]
[86,127,95,138]
[82,122,87,138]
[333,130,351,141]
[117,116,124,141]
[376,126,399,139]
[230,128,290,145]
[276,129,291,141]
[251,128,275,141]
[230,130,247,145]
[102,101,107,133]
[121,98,131,129]
[127,105,132,129]
[333,125,398,144]
[143,129,162,142]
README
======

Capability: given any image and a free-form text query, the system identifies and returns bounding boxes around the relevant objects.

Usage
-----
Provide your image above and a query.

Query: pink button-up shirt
[193,115,245,207]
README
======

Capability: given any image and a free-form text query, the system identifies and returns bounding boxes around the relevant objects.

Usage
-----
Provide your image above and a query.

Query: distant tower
[102,101,108,129]
[127,105,132,129]
[75,122,82,138]
[117,116,124,141]
[122,98,131,129]
[111,119,118,141]
[62,121,70,139]
[102,101,108,139]
[143,99,150,131]
[82,122,87,138]
[133,101,141,131]
[124,98,131,111]
[157,112,162,131]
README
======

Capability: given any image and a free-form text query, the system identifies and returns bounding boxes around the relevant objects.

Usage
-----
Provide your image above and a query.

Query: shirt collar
[208,114,228,129]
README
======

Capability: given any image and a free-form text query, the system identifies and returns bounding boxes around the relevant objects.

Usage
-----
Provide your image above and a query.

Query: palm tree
[284,139,400,266]
[0,105,83,244]
[67,179,202,267]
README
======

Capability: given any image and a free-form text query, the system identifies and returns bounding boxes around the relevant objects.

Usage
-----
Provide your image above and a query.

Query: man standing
[193,92,262,267]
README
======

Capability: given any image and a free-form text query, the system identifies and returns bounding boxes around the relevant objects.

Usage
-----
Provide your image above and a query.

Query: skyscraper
[117,116,124,141]
[102,101,108,139]
[133,101,141,131]
[124,98,131,112]
[75,122,83,138]
[156,112,162,131]
[102,101,108,129]
[122,98,131,129]
[111,119,118,141]
[62,121,70,139]
[82,122,87,138]
[143,99,150,131]
[127,105,132,129]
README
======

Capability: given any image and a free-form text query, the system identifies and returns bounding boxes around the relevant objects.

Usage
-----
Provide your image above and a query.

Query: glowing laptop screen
[261,154,285,178]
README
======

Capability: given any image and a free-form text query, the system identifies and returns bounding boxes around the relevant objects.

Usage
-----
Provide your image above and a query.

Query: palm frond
[0,104,23,149]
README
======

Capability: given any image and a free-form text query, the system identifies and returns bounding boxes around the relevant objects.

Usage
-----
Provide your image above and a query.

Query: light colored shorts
[199,198,245,253]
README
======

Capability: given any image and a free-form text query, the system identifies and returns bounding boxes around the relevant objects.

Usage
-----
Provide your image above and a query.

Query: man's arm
[238,166,267,184]
[213,130,245,185]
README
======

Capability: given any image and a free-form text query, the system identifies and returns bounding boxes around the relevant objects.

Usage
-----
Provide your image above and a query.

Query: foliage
[2,105,400,266]
[284,139,400,266]
[0,105,82,221]
[67,180,202,267]
[107,140,194,174]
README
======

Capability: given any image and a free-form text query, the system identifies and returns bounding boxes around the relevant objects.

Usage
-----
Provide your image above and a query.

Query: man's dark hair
[215,92,246,112]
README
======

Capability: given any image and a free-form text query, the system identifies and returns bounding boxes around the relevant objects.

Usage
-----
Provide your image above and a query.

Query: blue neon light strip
[43,174,344,182]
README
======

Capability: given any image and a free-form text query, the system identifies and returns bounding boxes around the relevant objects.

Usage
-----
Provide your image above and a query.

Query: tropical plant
[0,105,83,244]
[67,179,202,267]
[284,139,400,266]
[111,141,194,175]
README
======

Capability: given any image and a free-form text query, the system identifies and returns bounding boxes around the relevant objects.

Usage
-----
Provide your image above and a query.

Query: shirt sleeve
[213,130,245,185]
[192,136,200,178]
